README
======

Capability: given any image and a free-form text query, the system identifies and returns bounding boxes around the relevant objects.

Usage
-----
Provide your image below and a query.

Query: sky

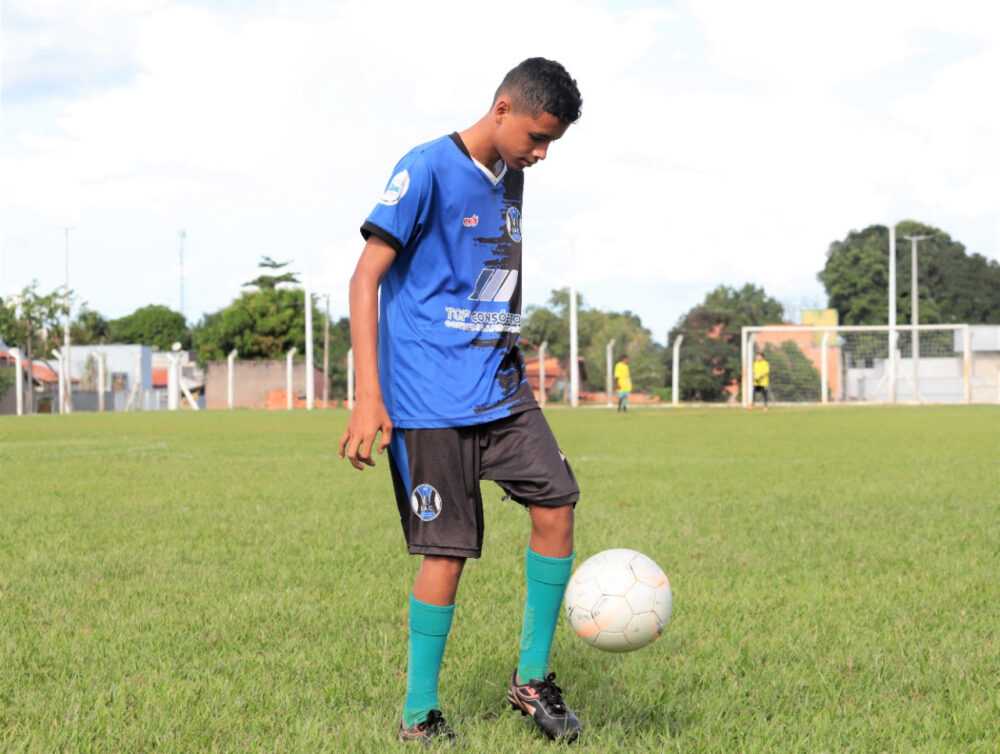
[1,0,998,344]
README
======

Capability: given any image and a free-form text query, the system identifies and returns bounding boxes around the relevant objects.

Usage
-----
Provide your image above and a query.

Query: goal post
[741,324,976,407]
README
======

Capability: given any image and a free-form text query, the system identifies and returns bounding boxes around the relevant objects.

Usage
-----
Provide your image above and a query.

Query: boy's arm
[338,236,397,470]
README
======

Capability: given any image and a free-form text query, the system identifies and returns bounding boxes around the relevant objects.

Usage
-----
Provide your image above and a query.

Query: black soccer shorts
[387,408,579,559]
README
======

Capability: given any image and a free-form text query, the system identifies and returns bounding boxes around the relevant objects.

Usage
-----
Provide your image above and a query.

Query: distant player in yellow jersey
[614,355,632,412]
[752,352,770,411]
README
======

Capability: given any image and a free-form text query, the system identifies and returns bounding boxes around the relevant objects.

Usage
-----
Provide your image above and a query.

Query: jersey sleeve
[360,152,433,255]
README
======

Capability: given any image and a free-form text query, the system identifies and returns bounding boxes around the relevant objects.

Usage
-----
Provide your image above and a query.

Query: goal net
[740,324,983,406]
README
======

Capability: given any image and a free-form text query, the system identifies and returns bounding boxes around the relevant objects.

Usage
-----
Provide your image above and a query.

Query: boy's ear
[493,96,512,122]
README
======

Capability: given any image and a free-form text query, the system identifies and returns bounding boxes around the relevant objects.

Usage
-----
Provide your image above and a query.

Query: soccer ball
[564,549,672,653]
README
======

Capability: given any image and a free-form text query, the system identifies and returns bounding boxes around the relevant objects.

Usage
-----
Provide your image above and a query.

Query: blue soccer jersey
[361,133,537,428]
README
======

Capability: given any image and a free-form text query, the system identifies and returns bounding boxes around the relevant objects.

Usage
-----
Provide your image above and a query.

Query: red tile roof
[0,350,79,384]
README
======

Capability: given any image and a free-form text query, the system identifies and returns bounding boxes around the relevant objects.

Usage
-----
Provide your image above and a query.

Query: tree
[521,289,663,397]
[666,284,785,401]
[192,288,315,361]
[522,289,583,399]
[522,288,581,360]
[819,221,1000,326]
[190,257,349,395]
[0,282,69,414]
[325,316,352,397]
[0,360,13,400]
[818,221,1000,365]
[71,304,112,345]
[243,256,299,291]
[579,309,662,394]
[110,305,190,350]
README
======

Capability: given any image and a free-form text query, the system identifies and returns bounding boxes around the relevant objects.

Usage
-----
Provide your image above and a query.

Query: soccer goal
[739,324,990,406]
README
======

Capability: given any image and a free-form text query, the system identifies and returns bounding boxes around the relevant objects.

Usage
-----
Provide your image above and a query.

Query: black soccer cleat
[507,671,583,742]
[397,709,456,747]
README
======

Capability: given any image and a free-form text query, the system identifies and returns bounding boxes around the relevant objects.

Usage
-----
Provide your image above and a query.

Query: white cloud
[1,0,997,341]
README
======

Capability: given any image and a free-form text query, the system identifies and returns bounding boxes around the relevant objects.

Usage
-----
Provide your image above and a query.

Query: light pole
[304,282,314,410]
[538,341,548,407]
[605,339,615,407]
[569,283,578,408]
[903,234,930,402]
[888,224,897,403]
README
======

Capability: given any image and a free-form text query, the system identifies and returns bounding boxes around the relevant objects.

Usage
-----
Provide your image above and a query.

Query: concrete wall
[203,360,327,409]
[845,354,1000,403]
[971,352,1000,404]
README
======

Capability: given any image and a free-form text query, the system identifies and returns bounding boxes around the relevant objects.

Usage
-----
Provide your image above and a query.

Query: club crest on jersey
[379,170,410,206]
[410,483,443,521]
[463,215,479,227]
[505,207,522,242]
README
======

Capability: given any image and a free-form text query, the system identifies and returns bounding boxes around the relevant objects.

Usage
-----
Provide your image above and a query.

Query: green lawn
[1,406,997,752]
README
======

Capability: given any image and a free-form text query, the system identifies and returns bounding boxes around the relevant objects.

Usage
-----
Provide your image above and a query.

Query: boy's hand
[339,398,393,470]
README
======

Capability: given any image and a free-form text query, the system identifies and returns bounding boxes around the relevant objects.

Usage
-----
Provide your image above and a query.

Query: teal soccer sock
[518,548,574,683]
[403,595,455,727]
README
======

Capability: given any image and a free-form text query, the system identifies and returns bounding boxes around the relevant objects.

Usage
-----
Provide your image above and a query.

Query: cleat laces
[533,673,568,714]
[421,709,448,733]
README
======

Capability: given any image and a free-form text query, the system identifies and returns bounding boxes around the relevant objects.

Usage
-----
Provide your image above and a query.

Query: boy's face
[494,98,569,170]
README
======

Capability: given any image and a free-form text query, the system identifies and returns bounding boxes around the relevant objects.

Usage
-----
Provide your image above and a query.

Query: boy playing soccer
[338,58,584,744]
[614,355,632,412]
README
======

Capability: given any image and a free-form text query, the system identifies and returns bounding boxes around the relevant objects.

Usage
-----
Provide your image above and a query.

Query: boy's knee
[531,504,574,534]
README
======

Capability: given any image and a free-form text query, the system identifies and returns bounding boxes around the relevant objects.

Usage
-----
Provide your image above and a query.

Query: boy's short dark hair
[495,57,582,125]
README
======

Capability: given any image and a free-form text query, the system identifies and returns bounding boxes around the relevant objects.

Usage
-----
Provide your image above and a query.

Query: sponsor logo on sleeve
[463,215,479,227]
[379,170,410,206]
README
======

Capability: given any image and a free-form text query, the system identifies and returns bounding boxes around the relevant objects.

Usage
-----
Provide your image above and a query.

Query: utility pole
[179,230,186,322]
[903,234,930,402]
[57,226,75,414]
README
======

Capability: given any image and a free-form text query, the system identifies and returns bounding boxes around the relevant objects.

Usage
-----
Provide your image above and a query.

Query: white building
[65,344,153,411]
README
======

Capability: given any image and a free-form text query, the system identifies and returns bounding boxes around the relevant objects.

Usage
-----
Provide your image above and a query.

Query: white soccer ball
[564,548,672,653]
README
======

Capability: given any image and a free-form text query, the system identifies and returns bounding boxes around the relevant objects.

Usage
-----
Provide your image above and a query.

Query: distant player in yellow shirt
[614,355,632,412]
[752,352,770,411]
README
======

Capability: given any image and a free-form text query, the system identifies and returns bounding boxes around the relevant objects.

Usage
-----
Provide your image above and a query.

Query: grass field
[1,405,997,752]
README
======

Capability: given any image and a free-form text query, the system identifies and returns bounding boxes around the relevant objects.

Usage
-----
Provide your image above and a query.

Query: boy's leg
[388,427,482,738]
[479,410,583,740]
[509,503,581,741]
[404,556,464,727]
[414,554,465,604]
[519,505,574,681]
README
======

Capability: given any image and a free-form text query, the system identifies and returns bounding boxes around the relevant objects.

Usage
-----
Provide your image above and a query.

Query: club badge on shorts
[411,483,443,521]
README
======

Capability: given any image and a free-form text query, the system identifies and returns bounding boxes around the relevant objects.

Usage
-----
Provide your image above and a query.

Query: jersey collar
[449,132,507,186]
